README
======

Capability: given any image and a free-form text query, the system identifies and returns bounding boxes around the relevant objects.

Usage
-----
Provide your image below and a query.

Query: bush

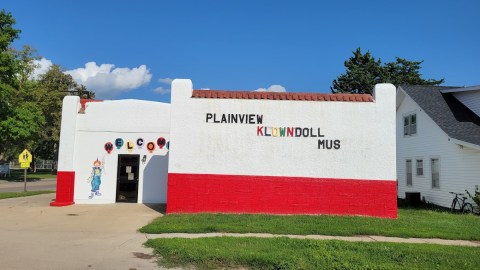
[466,185,480,208]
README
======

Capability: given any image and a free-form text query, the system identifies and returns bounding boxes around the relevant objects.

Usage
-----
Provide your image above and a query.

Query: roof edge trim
[450,138,480,151]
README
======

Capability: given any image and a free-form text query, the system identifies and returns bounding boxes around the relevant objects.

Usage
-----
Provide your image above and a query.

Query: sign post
[18,149,32,192]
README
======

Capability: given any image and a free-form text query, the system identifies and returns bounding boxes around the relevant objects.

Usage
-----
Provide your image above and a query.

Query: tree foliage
[331,48,444,94]
[0,9,94,161]
[0,102,45,158]
[32,65,89,160]
[0,9,21,87]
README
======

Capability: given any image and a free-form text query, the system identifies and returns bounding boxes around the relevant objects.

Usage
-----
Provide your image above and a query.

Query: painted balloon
[115,138,124,149]
[126,141,135,152]
[146,142,155,153]
[104,142,114,154]
[136,138,144,149]
[157,137,166,149]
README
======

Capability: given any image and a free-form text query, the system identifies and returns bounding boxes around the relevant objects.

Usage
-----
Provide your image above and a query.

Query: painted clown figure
[87,158,104,199]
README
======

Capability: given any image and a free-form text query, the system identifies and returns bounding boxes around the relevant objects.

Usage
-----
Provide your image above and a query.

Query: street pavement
[0,178,57,192]
[0,193,167,270]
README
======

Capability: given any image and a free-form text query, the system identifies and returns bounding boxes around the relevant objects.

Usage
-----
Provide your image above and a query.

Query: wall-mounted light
[142,155,147,164]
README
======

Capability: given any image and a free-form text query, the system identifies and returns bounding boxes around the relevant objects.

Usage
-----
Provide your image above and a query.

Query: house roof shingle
[191,90,373,102]
[399,85,480,146]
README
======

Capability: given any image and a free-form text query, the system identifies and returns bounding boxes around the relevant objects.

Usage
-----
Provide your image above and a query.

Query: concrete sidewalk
[0,193,166,270]
[145,232,480,247]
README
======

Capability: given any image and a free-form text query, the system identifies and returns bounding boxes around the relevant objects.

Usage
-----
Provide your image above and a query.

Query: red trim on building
[191,90,373,102]
[167,173,397,218]
[79,99,103,113]
[50,171,75,207]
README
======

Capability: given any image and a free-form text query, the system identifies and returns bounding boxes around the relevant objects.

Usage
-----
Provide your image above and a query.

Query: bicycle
[450,192,474,213]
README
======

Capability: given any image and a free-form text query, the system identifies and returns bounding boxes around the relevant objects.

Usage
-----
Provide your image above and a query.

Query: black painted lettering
[326,140,333,149]
[206,113,213,123]
[303,128,309,137]
[318,128,325,137]
[239,114,246,123]
[221,114,227,123]
[257,114,263,124]
[231,114,238,123]
[318,139,325,149]
[334,140,341,149]
[249,114,255,124]
[295,128,302,137]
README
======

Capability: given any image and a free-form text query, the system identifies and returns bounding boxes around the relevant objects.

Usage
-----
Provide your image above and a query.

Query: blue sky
[4,0,479,102]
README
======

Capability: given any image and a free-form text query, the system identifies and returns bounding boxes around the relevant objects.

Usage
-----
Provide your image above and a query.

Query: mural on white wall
[82,136,170,201]
[87,157,106,199]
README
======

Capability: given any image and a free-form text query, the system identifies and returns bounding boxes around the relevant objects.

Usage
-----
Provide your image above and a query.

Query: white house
[396,85,480,208]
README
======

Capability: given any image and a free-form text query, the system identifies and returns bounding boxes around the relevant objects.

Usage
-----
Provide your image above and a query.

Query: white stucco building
[166,80,397,218]
[52,79,398,218]
[396,85,480,208]
[51,97,170,206]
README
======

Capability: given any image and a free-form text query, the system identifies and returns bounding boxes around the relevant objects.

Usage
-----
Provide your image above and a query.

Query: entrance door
[116,154,140,203]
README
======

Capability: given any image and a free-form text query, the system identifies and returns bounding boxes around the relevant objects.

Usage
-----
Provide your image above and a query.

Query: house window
[431,158,440,188]
[416,159,424,176]
[403,114,417,136]
[406,159,412,186]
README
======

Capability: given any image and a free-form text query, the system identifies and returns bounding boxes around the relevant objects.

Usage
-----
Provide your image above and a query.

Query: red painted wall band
[167,173,397,218]
[50,171,75,207]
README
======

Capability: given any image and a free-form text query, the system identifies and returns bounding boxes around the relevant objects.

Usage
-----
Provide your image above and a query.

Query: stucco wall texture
[52,97,170,206]
[168,80,397,218]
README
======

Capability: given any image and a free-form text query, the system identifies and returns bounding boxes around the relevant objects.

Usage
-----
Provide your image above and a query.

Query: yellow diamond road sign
[20,162,30,168]
[19,149,32,163]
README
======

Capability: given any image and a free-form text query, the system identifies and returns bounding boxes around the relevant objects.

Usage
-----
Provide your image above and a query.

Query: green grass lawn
[140,209,480,240]
[0,170,56,181]
[0,190,55,200]
[146,237,480,270]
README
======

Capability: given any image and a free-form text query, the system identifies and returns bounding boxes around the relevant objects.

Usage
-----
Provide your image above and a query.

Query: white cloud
[153,86,171,95]
[153,77,174,95]
[158,77,173,84]
[254,85,287,92]
[31,58,53,80]
[65,62,152,98]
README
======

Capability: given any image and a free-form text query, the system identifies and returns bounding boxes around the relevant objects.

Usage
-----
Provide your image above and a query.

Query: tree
[0,10,22,159]
[0,9,95,161]
[32,65,94,160]
[0,9,21,86]
[15,45,40,91]
[331,48,444,94]
[382,57,444,87]
[0,102,45,159]
[331,48,383,94]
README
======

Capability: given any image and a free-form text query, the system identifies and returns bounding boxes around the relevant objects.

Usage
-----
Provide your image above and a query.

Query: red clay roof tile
[191,90,374,102]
